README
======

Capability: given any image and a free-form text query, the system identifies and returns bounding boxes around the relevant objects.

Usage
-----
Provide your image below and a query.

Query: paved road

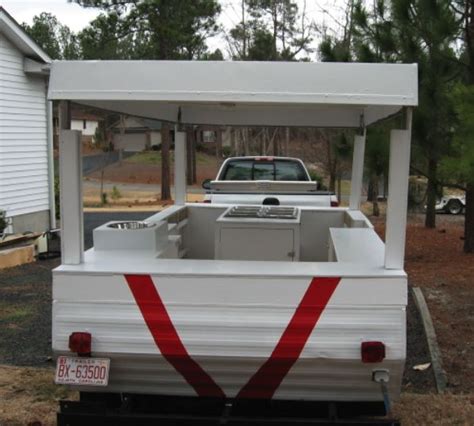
[84,179,205,194]
[84,211,154,250]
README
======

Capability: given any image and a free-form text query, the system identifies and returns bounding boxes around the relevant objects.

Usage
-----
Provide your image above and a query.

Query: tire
[445,199,463,215]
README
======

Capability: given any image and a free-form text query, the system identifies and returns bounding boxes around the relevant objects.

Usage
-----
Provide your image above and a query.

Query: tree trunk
[337,175,342,204]
[285,127,290,156]
[371,174,380,216]
[191,129,197,184]
[367,179,374,202]
[243,128,249,155]
[464,183,474,253]
[186,127,194,185]
[425,158,437,228]
[100,169,105,206]
[329,172,336,192]
[272,129,279,156]
[161,123,171,200]
[215,127,223,160]
[230,129,236,156]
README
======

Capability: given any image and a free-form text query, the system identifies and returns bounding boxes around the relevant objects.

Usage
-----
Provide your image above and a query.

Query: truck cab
[203,156,339,207]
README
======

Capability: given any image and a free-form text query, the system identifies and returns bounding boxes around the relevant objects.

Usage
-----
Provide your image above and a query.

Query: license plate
[55,356,110,386]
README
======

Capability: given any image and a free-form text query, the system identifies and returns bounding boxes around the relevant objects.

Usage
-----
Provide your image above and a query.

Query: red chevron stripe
[236,277,340,399]
[125,274,225,398]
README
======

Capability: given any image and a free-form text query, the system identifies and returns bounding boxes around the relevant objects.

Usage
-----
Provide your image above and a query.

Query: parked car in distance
[435,195,466,215]
[202,156,339,207]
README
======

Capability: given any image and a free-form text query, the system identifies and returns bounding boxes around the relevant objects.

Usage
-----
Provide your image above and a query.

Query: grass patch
[126,151,216,165]
[0,366,77,426]
[0,303,33,323]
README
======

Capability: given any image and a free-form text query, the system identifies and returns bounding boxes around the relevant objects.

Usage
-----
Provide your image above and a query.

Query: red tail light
[330,200,339,207]
[361,341,385,363]
[203,199,211,203]
[69,332,92,356]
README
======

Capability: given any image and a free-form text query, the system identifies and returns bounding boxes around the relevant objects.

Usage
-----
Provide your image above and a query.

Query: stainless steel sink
[107,221,153,230]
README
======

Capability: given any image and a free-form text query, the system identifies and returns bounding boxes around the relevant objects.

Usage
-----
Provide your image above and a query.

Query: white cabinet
[215,206,300,261]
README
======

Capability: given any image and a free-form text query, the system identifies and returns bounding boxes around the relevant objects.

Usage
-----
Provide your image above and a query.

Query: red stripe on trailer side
[237,277,341,399]
[125,274,225,398]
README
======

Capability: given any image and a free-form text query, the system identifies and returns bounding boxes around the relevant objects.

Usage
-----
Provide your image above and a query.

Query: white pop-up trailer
[49,61,417,425]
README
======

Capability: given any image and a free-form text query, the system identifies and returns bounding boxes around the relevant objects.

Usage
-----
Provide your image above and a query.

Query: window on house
[83,120,87,129]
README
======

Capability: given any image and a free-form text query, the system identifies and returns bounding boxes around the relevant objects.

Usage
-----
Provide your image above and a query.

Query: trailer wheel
[445,199,463,215]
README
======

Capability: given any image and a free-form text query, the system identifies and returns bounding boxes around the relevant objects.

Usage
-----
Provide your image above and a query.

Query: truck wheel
[446,199,463,215]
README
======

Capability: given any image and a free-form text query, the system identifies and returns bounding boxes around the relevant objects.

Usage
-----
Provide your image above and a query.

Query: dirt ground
[0,365,75,426]
[87,152,220,187]
[372,213,474,395]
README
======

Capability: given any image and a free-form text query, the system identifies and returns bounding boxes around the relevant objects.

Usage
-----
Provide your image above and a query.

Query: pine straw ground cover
[373,212,473,395]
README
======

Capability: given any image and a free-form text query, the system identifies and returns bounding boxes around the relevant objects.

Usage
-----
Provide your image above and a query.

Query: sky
[1,0,346,58]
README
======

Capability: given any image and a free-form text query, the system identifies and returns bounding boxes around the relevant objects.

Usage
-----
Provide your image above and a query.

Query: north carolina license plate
[55,356,110,386]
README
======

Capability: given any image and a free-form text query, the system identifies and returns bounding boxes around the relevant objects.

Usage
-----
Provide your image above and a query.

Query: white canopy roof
[48,60,418,127]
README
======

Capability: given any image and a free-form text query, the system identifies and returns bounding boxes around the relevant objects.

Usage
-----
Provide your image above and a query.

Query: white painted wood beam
[59,130,84,264]
[385,112,412,269]
[349,132,366,210]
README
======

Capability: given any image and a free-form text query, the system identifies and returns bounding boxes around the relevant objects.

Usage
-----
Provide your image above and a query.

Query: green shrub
[111,186,122,201]
[0,210,7,234]
[308,170,328,190]
[222,146,232,157]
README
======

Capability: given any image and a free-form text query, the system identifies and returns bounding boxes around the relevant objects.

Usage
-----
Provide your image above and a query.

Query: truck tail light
[203,199,211,203]
[361,341,385,363]
[330,200,339,207]
[69,332,92,356]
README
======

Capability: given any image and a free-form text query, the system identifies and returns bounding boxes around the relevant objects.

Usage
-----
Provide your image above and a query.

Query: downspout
[45,81,56,229]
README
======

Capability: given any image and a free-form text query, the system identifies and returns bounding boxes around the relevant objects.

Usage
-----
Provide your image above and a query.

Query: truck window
[274,160,308,181]
[253,162,274,180]
[223,160,253,180]
[221,159,309,181]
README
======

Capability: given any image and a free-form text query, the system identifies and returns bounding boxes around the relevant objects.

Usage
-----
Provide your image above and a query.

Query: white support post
[385,128,412,269]
[174,129,187,205]
[349,132,366,210]
[59,130,84,265]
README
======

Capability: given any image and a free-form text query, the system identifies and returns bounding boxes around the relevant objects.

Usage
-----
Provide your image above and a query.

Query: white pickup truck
[203,156,339,207]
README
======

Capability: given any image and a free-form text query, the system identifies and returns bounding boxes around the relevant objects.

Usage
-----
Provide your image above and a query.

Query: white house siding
[0,33,50,229]
[71,118,98,136]
[113,133,147,152]
[150,131,161,147]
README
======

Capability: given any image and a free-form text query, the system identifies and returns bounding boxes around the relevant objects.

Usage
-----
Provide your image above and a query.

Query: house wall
[71,119,98,136]
[150,131,161,147]
[113,133,147,152]
[0,33,50,232]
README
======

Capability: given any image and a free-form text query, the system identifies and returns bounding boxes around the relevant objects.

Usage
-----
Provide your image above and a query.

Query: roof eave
[0,7,52,64]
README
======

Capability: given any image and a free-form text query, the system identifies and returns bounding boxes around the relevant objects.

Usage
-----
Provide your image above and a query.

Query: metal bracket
[176,106,185,132]
[358,113,365,136]
[373,369,392,417]
[219,402,233,425]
